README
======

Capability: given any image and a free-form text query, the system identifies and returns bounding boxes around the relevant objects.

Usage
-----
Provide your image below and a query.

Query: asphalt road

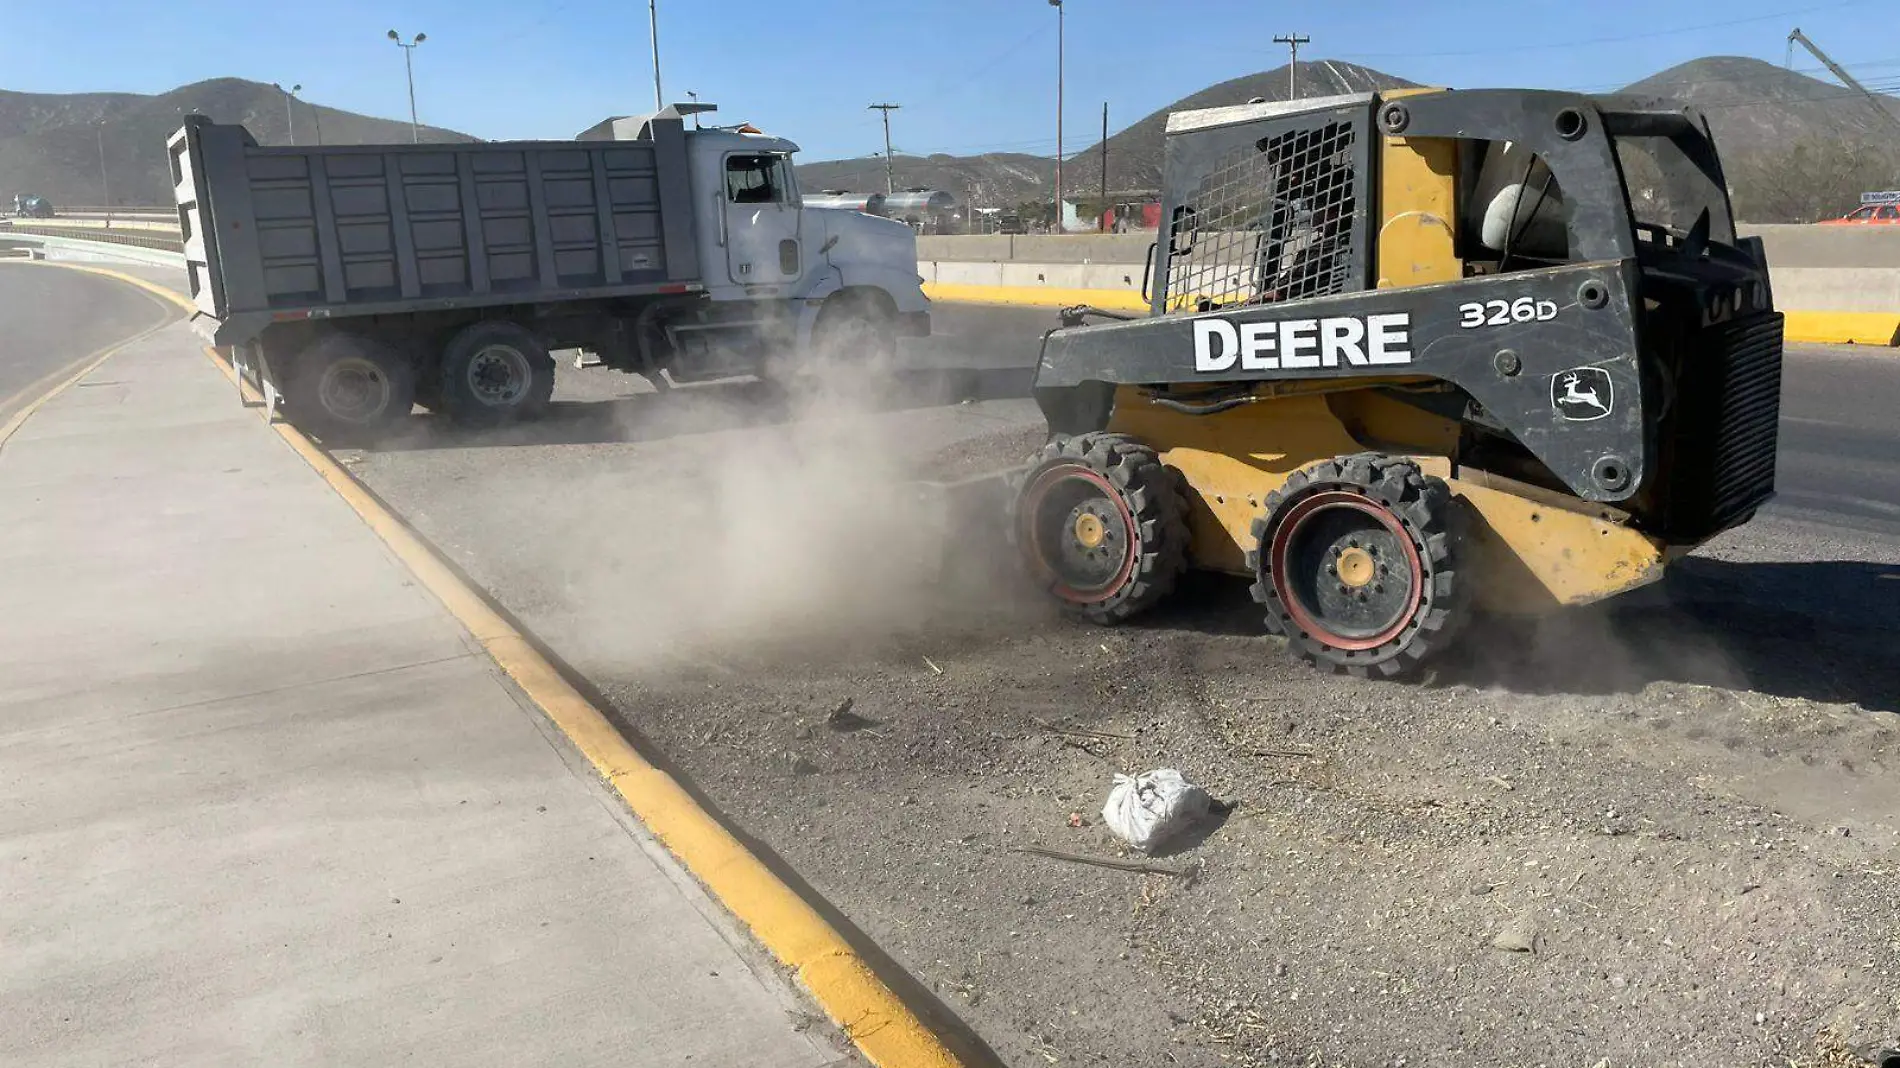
[0,261,178,427]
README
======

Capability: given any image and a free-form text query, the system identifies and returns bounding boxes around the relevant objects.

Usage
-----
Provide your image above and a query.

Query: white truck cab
[670,112,931,360]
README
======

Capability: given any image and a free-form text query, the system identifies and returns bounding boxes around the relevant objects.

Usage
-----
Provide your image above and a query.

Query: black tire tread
[285,333,417,441]
[436,320,555,427]
[1006,432,1190,625]
[1246,453,1468,678]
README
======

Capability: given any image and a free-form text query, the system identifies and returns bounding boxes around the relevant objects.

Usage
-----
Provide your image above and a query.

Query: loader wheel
[1008,433,1189,624]
[436,321,555,427]
[1248,455,1467,678]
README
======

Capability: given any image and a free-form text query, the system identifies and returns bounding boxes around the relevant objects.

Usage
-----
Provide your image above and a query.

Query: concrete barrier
[918,228,1900,345]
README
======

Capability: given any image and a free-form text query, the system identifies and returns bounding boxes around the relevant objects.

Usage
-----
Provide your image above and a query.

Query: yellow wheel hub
[1337,546,1377,588]
[1073,512,1106,549]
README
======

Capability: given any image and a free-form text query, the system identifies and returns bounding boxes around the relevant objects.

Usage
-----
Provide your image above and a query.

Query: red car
[1823,203,1900,224]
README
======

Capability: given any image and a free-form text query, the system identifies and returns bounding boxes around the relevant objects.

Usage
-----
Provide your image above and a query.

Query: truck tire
[435,321,555,427]
[812,292,896,364]
[286,333,417,441]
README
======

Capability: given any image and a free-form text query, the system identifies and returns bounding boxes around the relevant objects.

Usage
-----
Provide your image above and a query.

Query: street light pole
[869,103,901,195]
[273,82,302,145]
[95,120,110,222]
[1050,0,1064,233]
[686,89,701,128]
[648,0,664,111]
[387,30,427,142]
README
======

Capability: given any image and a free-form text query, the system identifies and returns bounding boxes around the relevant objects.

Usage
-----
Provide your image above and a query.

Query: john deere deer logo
[1551,367,1614,422]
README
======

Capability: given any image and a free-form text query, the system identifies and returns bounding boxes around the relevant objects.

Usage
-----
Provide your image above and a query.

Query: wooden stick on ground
[1011,845,1189,877]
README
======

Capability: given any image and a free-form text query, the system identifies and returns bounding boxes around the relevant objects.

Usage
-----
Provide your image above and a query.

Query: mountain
[1622,56,1900,222]
[794,60,1415,209]
[0,78,476,207]
[793,54,1900,223]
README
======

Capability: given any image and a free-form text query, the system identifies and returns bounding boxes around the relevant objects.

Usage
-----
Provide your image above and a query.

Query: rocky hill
[794,55,1900,223]
[4,56,1894,222]
[0,78,475,207]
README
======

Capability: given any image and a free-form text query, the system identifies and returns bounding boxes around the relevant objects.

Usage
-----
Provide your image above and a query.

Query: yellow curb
[35,261,972,1068]
[0,263,181,451]
[925,280,1149,312]
[1783,310,1900,346]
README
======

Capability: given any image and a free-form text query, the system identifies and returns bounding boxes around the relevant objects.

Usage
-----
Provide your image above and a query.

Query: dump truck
[1003,88,1783,676]
[167,104,930,436]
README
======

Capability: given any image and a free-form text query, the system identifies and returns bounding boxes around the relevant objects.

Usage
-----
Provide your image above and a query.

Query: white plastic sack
[1102,768,1211,853]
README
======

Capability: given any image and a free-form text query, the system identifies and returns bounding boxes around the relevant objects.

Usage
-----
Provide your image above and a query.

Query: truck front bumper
[897,309,931,338]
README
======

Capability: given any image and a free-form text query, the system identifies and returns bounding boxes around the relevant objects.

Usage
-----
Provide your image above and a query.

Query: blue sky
[4,0,1898,161]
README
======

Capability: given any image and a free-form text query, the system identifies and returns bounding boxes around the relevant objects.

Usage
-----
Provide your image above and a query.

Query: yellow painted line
[36,261,972,1068]
[1782,310,1900,346]
[927,278,1900,349]
[925,279,1148,312]
[0,263,181,451]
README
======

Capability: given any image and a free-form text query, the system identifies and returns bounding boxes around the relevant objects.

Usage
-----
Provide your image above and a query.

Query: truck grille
[1660,311,1783,539]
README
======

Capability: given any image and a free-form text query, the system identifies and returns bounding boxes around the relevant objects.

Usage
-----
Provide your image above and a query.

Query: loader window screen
[726,155,783,204]
[1162,120,1359,313]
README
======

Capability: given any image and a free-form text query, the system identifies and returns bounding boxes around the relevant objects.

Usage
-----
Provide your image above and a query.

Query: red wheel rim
[1018,463,1139,605]
[1268,489,1426,651]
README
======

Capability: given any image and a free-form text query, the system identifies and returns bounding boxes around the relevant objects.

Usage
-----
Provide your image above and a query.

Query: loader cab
[1133,88,1780,540]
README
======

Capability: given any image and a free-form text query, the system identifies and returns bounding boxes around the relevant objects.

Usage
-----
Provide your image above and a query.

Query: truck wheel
[812,293,896,363]
[1007,432,1190,624]
[1247,455,1469,678]
[286,334,416,440]
[436,321,555,426]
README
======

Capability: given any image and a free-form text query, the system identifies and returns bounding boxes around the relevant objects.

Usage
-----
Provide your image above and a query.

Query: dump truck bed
[168,116,705,347]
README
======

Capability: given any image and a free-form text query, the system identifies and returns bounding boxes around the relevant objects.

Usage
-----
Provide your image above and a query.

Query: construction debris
[1102,769,1212,854]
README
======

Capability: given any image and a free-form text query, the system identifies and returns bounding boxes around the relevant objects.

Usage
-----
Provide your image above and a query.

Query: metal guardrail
[2,224,184,253]
[0,228,187,270]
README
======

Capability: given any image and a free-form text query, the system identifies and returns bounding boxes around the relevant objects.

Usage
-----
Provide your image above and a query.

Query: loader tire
[1008,432,1189,624]
[436,321,555,427]
[1247,454,1468,678]
[285,333,416,442]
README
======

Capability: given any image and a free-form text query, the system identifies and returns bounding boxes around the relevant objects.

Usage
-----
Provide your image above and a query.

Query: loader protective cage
[1034,89,1775,509]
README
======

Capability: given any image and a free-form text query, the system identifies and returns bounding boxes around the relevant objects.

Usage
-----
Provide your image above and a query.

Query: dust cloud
[510,334,1047,675]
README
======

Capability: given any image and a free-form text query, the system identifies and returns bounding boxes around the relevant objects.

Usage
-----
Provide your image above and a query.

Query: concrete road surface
[0,267,858,1068]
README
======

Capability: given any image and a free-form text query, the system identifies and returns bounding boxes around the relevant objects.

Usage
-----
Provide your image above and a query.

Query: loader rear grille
[1658,311,1784,539]
[1162,120,1359,313]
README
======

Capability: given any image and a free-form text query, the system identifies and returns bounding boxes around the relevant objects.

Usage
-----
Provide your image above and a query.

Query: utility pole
[273,83,302,145]
[1273,33,1310,99]
[869,103,901,195]
[1099,101,1108,230]
[647,0,664,111]
[1050,0,1064,233]
[387,30,427,142]
[95,120,110,219]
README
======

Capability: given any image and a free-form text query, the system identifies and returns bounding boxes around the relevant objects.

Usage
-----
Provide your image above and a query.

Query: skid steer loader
[1004,88,1784,677]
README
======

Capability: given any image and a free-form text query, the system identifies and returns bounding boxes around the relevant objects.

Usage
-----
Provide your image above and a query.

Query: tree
[1725,137,1900,224]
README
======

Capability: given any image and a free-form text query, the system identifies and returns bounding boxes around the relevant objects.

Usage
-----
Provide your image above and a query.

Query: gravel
[351,359,1900,1068]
